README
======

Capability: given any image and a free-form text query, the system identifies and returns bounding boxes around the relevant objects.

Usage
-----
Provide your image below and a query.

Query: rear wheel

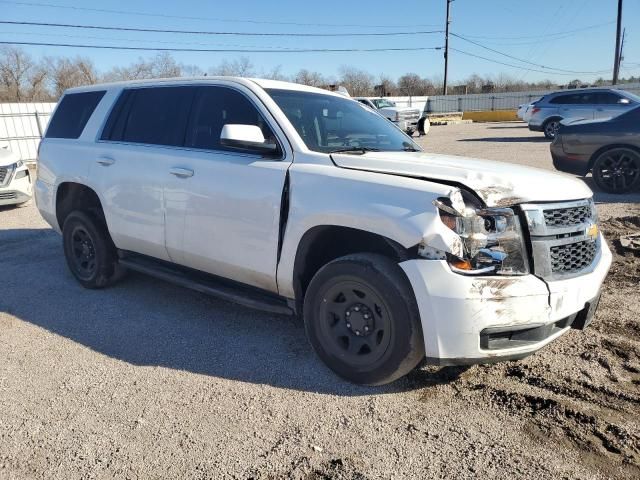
[592,148,640,193]
[62,211,123,288]
[303,253,425,385]
[543,118,561,139]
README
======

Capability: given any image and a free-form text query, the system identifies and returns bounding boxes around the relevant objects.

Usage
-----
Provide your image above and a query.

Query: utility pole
[612,0,623,84]
[443,0,452,95]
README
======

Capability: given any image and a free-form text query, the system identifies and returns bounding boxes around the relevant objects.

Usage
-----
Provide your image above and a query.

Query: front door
[164,85,292,292]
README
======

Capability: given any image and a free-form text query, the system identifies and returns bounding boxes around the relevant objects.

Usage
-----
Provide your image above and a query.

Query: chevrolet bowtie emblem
[587,223,599,240]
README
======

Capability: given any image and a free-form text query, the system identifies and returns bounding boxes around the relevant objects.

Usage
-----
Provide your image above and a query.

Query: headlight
[430,194,530,276]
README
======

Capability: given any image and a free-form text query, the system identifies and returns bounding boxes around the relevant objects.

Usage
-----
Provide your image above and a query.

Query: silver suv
[528,88,639,139]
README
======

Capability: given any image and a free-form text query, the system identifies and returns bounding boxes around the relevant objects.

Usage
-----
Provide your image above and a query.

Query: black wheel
[592,148,640,194]
[303,253,425,385]
[543,118,561,139]
[62,211,122,288]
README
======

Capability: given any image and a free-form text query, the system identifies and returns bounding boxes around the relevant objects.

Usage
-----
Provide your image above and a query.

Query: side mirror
[618,98,631,105]
[220,124,278,155]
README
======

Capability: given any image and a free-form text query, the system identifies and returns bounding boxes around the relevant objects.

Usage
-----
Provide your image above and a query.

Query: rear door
[91,86,195,261]
[553,93,596,121]
[163,84,292,292]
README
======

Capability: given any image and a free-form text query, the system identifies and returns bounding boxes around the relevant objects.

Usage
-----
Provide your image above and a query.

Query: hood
[331,151,592,207]
[0,148,20,168]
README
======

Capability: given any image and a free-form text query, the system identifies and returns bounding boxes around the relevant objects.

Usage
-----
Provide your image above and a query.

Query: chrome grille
[522,199,600,280]
[550,239,597,274]
[0,192,17,200]
[544,205,591,228]
[0,167,7,185]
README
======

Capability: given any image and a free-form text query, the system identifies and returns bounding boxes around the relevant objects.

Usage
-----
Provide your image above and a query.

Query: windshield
[266,89,420,154]
[371,98,396,108]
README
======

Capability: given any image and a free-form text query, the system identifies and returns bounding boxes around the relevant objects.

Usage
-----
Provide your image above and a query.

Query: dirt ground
[1,122,638,479]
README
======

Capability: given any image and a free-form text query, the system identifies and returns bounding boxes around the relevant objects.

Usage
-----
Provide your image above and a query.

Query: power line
[0,40,443,53]
[451,33,610,74]
[460,21,615,40]
[451,48,608,77]
[0,20,443,37]
[0,30,327,49]
[0,0,442,28]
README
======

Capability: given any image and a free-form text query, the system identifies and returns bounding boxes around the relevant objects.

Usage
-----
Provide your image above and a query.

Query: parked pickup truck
[36,78,611,385]
[353,97,426,136]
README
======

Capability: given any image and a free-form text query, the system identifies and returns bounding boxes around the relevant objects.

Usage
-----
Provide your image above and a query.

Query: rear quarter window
[45,90,106,139]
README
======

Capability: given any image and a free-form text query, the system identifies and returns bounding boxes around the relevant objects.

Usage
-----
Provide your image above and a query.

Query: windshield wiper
[329,146,381,155]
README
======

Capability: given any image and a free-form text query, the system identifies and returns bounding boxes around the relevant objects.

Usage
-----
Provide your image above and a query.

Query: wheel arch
[291,225,417,315]
[55,181,105,230]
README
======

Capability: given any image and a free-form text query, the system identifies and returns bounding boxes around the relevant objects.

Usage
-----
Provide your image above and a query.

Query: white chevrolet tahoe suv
[36,78,612,385]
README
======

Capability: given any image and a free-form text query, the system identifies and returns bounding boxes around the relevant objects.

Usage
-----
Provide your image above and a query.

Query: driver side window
[185,86,276,152]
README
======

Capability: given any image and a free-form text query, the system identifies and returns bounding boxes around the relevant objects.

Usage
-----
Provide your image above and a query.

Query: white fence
[0,103,56,163]
[424,83,640,113]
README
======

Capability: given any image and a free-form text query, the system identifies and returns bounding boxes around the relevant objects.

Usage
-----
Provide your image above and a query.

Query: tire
[592,147,640,194]
[543,118,561,139]
[418,117,430,136]
[62,211,123,289]
[303,253,425,385]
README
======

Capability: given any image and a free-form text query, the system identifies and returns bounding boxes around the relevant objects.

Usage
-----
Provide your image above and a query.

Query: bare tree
[294,69,325,87]
[0,47,39,101]
[103,53,181,82]
[376,74,397,96]
[338,66,373,96]
[397,73,425,96]
[47,57,98,97]
[262,65,288,81]
[211,57,254,77]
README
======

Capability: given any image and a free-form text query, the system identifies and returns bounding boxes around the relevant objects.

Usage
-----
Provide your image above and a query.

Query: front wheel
[592,148,640,194]
[303,253,425,385]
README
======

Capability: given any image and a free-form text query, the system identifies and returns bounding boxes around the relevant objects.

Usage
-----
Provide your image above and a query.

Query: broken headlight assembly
[428,193,529,276]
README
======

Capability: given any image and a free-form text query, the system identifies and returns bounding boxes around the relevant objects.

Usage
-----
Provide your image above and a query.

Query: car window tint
[46,91,105,139]
[549,94,571,105]
[596,92,623,105]
[101,90,133,141]
[119,86,194,146]
[185,86,275,151]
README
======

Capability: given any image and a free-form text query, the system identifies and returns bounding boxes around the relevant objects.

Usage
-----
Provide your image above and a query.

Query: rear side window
[46,91,105,139]
[550,93,596,105]
[102,86,195,146]
[185,86,276,151]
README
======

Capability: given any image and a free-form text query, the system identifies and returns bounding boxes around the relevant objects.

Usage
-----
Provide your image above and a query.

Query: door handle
[170,167,194,178]
[97,156,115,166]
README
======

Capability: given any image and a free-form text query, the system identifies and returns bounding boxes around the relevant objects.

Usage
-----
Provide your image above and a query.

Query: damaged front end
[419,189,529,276]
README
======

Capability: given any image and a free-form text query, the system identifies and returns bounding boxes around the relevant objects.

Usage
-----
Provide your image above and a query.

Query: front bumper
[393,119,419,132]
[0,172,32,206]
[400,236,612,364]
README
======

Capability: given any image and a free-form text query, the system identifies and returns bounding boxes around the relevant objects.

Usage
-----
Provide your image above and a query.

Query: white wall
[0,103,56,162]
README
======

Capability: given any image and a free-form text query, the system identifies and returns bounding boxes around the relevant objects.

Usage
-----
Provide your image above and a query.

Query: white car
[36,78,611,385]
[517,103,536,122]
[354,97,426,136]
[0,147,32,207]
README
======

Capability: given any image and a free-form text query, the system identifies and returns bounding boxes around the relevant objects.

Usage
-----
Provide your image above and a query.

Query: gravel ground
[1,122,638,479]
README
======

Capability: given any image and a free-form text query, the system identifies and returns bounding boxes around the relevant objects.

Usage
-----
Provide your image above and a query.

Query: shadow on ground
[0,227,457,396]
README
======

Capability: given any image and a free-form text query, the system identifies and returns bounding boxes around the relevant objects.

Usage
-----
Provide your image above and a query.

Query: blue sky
[2,0,639,83]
